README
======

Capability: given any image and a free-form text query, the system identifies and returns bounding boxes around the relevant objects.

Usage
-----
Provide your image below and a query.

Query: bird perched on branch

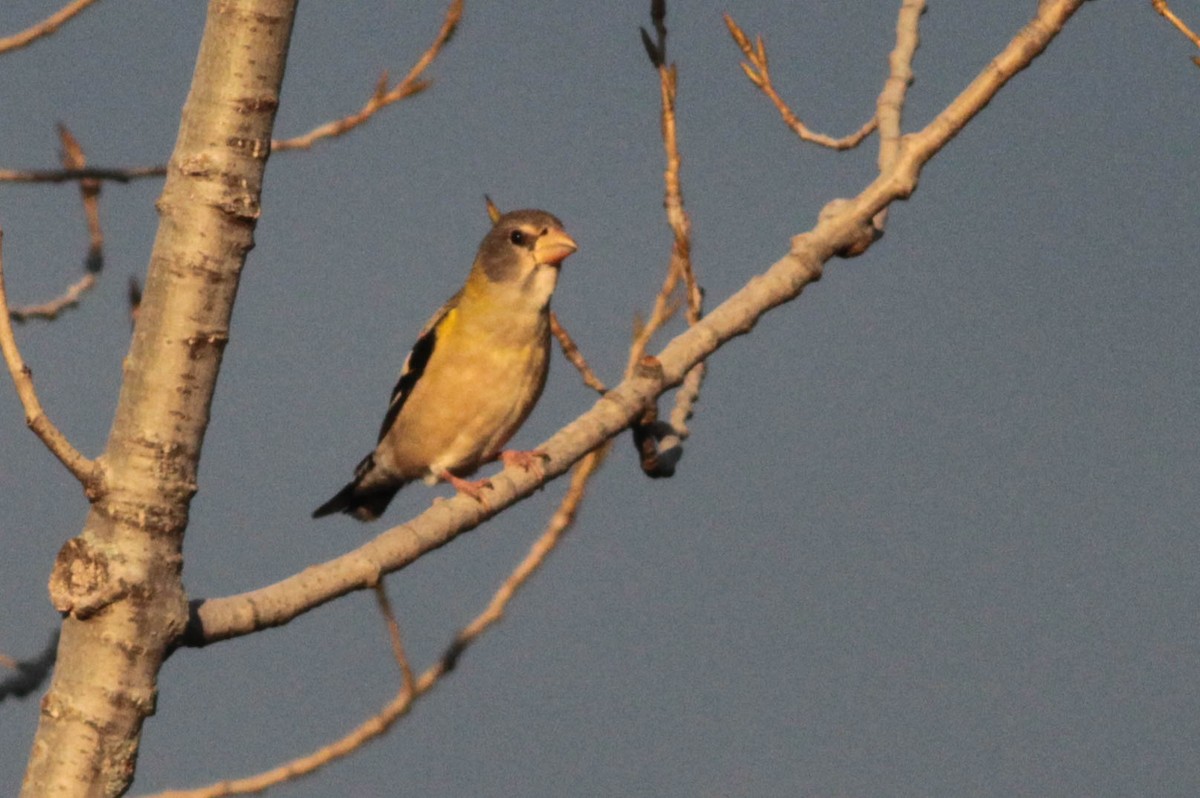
[313,209,578,522]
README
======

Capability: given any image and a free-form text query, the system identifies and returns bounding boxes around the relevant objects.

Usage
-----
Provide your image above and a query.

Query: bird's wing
[376,291,461,442]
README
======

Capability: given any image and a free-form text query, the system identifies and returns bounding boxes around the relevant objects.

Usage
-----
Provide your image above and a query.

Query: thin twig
[550,311,607,394]
[10,125,106,322]
[0,0,102,55]
[625,263,681,375]
[724,14,878,150]
[1152,0,1200,64]
[0,165,166,184]
[146,448,609,798]
[877,1,924,173]
[630,1,704,478]
[59,124,105,274]
[8,273,96,323]
[0,231,98,486]
[271,0,462,152]
[626,64,685,374]
[372,584,414,694]
[871,0,925,237]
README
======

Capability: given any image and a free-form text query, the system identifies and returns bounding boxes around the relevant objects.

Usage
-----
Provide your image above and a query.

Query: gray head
[474,210,576,285]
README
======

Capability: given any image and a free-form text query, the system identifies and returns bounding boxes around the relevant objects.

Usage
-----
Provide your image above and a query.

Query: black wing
[376,294,458,442]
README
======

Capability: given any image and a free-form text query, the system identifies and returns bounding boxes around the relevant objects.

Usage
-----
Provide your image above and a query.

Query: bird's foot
[498,449,549,479]
[439,470,493,505]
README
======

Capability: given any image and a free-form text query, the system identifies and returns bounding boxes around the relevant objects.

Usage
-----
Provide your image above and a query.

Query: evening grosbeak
[313,209,578,522]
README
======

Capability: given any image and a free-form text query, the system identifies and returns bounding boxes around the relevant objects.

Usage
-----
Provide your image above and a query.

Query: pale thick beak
[535,229,578,266]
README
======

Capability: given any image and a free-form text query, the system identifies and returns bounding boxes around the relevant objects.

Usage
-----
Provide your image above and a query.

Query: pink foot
[439,470,492,504]
[499,449,549,478]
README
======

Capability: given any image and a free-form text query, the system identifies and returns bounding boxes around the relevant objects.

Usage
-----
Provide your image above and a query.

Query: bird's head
[472,209,577,311]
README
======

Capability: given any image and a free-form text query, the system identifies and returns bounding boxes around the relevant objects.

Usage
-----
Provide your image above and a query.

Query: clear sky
[2,2,1199,796]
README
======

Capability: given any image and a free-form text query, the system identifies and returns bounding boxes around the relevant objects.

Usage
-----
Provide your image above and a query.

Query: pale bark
[20,2,297,795]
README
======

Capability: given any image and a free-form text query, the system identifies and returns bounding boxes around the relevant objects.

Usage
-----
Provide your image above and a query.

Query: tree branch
[550,311,607,394]
[0,232,98,486]
[724,14,878,150]
[870,0,925,239]
[372,584,414,694]
[1152,0,1200,64]
[0,0,103,56]
[0,164,167,184]
[878,1,924,174]
[629,1,704,479]
[9,125,107,323]
[252,0,462,152]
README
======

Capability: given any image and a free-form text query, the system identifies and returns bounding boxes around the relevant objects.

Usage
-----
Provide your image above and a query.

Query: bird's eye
[509,230,526,246]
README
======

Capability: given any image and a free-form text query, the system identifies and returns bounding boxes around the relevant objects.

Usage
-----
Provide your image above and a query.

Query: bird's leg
[438,470,492,503]
[437,451,548,506]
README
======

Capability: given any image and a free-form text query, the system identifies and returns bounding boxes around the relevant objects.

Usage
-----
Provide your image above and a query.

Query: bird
[313,209,578,522]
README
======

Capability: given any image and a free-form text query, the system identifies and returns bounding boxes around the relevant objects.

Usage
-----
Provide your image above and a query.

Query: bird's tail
[312,480,400,522]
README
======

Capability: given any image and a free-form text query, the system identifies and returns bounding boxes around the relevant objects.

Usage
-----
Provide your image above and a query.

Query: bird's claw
[439,470,493,506]
[499,449,549,478]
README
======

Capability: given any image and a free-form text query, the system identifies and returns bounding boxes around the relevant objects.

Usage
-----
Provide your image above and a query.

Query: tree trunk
[20,2,296,795]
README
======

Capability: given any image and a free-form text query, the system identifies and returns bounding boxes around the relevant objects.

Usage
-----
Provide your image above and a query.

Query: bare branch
[625,205,683,372]
[0,231,98,486]
[871,0,926,238]
[372,584,413,694]
[9,125,106,322]
[59,124,105,274]
[153,449,608,798]
[877,1,924,172]
[0,0,102,56]
[626,57,686,375]
[658,58,704,467]
[8,273,96,323]
[550,311,607,394]
[629,1,704,479]
[271,0,462,152]
[724,14,878,150]
[0,164,166,184]
[1151,0,1200,65]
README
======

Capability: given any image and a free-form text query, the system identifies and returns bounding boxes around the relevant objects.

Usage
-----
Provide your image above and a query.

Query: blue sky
[2,2,1199,796]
